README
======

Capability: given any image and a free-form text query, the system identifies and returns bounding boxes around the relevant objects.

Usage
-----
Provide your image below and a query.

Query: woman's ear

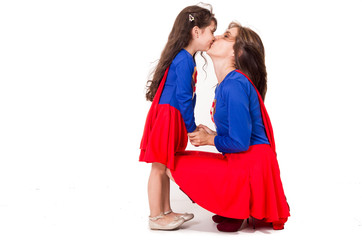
[232,49,242,58]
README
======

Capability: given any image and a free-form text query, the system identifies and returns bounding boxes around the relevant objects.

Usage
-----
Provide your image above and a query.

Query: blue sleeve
[175,61,197,133]
[214,82,252,152]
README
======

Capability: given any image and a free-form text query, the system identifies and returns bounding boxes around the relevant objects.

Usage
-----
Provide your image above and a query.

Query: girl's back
[159,49,197,133]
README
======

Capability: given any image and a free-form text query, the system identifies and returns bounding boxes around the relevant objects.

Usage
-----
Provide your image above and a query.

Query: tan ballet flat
[149,213,185,230]
[164,210,194,222]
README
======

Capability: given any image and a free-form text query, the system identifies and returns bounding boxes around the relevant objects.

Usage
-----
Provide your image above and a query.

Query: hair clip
[189,14,195,22]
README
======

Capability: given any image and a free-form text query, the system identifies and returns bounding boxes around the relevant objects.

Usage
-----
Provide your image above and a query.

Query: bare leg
[148,163,175,224]
[148,163,166,216]
[166,168,175,182]
[162,173,172,213]
[163,168,185,218]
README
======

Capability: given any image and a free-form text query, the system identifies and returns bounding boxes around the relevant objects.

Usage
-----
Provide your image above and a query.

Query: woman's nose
[215,35,222,40]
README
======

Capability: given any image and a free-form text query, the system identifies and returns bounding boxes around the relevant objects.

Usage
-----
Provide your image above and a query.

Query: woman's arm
[213,81,252,152]
[188,81,252,151]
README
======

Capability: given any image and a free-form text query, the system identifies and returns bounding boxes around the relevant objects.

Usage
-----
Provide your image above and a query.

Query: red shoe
[272,218,287,230]
[216,218,244,232]
[272,223,284,230]
[212,215,227,223]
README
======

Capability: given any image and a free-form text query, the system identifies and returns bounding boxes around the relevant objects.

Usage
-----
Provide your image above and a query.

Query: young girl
[139,5,217,230]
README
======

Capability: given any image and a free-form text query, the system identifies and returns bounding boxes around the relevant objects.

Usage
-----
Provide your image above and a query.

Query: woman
[168,22,290,232]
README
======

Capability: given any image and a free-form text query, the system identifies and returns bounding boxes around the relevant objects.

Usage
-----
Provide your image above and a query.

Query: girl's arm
[175,61,197,133]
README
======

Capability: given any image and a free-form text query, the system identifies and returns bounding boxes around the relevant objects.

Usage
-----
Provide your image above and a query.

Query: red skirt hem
[139,104,188,170]
[170,145,290,225]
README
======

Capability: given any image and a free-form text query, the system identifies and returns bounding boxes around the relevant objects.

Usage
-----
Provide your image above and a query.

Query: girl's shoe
[149,213,185,230]
[164,210,194,222]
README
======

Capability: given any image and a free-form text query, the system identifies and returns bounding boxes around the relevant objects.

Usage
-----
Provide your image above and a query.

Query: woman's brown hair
[145,4,217,102]
[230,22,268,101]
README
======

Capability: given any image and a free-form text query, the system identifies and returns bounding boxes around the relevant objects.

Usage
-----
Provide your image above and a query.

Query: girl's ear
[192,26,200,39]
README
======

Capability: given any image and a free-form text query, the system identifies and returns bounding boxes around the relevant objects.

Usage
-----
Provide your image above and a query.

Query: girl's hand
[197,124,217,136]
[188,127,215,147]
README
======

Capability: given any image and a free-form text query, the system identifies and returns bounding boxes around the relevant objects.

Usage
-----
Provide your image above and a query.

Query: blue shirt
[213,70,269,153]
[159,49,197,132]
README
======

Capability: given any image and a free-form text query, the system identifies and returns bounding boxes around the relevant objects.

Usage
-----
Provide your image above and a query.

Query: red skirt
[139,104,188,170]
[170,145,289,226]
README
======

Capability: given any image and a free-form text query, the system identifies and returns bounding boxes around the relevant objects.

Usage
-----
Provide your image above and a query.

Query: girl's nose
[215,35,222,40]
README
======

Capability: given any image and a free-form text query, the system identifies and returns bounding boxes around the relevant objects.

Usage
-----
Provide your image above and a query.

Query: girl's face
[195,21,216,51]
[207,27,238,59]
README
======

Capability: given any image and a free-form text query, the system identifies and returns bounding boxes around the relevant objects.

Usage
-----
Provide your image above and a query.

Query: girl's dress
[140,49,197,170]
[170,70,290,228]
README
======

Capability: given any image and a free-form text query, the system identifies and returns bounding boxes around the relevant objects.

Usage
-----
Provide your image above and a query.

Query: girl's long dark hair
[230,22,268,101]
[145,5,217,102]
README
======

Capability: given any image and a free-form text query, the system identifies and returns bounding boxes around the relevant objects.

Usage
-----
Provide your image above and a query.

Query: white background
[1,0,362,239]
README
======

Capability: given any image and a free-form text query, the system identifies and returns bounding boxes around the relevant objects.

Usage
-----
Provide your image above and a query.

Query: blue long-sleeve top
[159,49,197,133]
[213,70,270,153]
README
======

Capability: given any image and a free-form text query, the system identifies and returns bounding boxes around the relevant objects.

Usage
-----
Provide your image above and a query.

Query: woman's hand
[188,127,216,147]
[197,124,217,136]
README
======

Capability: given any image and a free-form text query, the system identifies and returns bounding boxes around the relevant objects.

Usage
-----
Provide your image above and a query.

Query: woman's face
[196,21,216,51]
[207,27,238,59]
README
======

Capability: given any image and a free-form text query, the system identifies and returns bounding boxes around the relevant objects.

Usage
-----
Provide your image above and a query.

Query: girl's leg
[162,172,172,213]
[148,163,178,226]
[166,168,175,182]
[162,174,182,218]
[148,162,166,217]
[163,168,193,220]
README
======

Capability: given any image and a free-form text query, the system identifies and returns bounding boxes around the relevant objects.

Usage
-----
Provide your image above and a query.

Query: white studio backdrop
[1,0,361,239]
